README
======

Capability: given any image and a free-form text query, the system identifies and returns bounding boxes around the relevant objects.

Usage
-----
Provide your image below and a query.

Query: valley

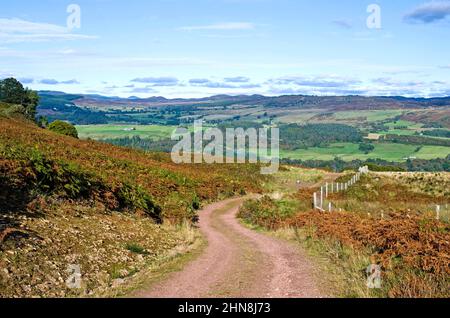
[66,94,449,167]
[1,86,449,299]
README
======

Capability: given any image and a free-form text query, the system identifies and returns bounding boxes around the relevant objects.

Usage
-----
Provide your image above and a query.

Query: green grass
[378,120,425,136]
[280,142,449,162]
[264,166,324,193]
[333,110,405,122]
[126,243,149,255]
[414,146,450,160]
[76,124,178,140]
[0,102,11,111]
[276,109,406,125]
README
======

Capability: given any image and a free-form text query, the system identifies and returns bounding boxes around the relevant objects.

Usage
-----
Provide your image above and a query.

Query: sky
[1,0,450,98]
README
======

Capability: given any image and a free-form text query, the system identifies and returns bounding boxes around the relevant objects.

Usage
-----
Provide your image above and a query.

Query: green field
[76,124,177,140]
[333,110,405,122]
[77,123,449,163]
[280,142,450,162]
[378,120,424,136]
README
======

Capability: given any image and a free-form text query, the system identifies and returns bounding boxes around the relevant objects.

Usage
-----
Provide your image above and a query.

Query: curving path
[138,197,325,298]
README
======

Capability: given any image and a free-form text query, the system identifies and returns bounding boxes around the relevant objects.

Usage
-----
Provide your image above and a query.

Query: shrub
[238,196,298,229]
[359,143,375,154]
[48,120,78,138]
[1,104,27,118]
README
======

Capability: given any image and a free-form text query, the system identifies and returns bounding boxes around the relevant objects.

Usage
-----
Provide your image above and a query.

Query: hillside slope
[238,167,450,298]
[0,116,264,221]
[0,111,266,297]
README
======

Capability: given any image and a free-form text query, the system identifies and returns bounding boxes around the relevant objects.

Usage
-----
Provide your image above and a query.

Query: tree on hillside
[23,88,40,119]
[359,143,375,154]
[0,78,40,120]
[0,78,25,104]
[48,120,79,138]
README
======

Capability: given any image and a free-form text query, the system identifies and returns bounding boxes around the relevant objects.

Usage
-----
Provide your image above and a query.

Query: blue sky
[1,0,450,98]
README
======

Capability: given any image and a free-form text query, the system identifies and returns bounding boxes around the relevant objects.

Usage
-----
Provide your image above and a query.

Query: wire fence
[312,166,448,222]
[313,166,369,212]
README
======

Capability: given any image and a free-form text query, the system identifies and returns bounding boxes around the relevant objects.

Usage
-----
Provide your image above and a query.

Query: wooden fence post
[320,187,324,209]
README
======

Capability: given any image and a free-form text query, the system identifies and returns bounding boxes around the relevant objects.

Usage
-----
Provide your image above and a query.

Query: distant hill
[36,91,450,126]
[39,91,450,111]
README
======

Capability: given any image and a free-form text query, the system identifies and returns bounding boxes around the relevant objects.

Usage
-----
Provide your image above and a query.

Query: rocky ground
[0,198,199,298]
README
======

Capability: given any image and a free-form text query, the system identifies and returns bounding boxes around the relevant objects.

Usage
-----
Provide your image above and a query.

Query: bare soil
[138,198,325,298]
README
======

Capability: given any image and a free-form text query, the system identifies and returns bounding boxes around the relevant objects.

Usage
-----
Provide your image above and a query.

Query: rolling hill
[0,104,266,297]
[40,91,450,112]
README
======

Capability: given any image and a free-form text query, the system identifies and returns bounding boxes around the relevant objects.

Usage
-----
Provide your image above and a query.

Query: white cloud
[131,76,179,86]
[178,22,256,31]
[0,18,97,43]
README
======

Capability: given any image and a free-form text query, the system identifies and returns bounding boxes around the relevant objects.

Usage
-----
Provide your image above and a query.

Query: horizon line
[37,90,450,101]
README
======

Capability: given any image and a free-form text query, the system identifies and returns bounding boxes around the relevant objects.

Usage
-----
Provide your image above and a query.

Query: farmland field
[76,124,177,140]
[333,109,406,122]
[76,123,450,162]
[280,142,450,162]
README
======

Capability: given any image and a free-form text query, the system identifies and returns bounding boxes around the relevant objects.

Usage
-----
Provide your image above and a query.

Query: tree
[0,78,39,121]
[359,143,375,154]
[23,88,40,120]
[0,78,25,104]
[48,120,78,138]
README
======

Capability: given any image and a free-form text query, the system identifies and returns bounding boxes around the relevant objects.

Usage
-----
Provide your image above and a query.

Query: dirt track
[139,197,325,298]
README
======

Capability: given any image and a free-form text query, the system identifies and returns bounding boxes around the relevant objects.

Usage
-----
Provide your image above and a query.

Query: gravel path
[139,197,325,298]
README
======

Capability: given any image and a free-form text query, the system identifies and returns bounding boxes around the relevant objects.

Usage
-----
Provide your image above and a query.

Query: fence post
[325,182,329,198]
[320,187,324,209]
[328,202,332,213]
[436,205,440,221]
